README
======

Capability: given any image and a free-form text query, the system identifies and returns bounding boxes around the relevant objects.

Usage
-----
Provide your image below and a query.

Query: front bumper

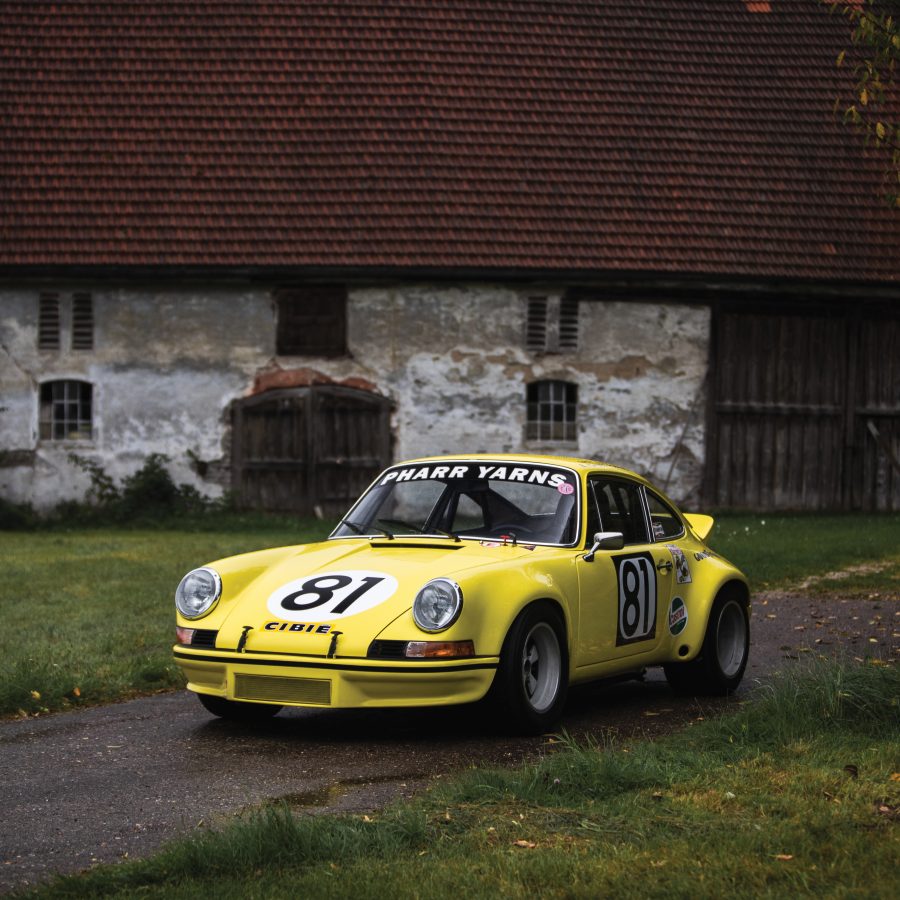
[173,645,499,708]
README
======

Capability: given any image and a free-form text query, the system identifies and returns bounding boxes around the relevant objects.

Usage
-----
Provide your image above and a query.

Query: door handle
[656,559,673,573]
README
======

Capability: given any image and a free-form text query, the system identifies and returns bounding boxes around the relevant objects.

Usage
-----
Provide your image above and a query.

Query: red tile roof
[1,1,897,280]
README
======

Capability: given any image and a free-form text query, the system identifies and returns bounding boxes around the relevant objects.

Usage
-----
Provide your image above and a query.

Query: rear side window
[646,491,684,540]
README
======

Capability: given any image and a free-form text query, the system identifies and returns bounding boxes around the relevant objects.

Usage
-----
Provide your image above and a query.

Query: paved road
[1,593,895,894]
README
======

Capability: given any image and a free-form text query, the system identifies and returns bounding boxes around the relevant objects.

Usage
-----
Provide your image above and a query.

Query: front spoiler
[173,646,499,709]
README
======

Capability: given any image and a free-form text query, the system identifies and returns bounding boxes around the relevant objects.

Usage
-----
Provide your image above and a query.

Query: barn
[1,1,898,514]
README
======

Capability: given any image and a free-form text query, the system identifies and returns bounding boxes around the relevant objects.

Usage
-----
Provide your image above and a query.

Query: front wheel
[664,592,749,696]
[197,693,283,721]
[489,603,568,734]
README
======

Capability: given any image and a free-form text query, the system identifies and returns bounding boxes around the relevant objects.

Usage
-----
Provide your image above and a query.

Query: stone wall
[0,283,710,510]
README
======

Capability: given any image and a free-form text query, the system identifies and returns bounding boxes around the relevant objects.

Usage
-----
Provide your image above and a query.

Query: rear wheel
[490,603,568,734]
[197,693,283,721]
[664,591,749,696]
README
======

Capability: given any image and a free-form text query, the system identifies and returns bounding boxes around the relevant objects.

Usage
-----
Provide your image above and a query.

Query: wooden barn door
[232,386,392,515]
[707,306,899,511]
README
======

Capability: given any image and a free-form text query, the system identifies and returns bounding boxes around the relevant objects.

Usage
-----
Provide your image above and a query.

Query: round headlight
[175,567,222,619]
[413,578,462,632]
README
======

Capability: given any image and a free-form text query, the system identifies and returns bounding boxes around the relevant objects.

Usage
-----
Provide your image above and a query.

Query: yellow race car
[174,455,750,733]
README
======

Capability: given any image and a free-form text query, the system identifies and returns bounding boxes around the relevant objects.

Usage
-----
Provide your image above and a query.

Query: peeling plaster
[1,285,711,509]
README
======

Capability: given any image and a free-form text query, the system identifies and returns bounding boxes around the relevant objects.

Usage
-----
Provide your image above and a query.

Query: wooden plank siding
[706,306,899,511]
[231,385,392,516]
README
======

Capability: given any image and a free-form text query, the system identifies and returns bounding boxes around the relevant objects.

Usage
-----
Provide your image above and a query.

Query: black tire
[197,693,283,721]
[664,591,749,696]
[489,602,569,734]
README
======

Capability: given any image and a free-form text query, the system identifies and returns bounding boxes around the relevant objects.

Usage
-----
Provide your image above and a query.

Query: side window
[588,476,650,545]
[646,491,685,540]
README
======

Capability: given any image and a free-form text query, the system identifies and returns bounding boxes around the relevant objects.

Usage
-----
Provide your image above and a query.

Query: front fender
[373,553,578,661]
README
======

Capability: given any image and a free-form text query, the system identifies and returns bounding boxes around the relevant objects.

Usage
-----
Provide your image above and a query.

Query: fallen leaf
[73,687,81,697]
[513,840,537,849]
[30,690,40,701]
[642,711,660,717]
[890,773,900,782]
[774,854,794,861]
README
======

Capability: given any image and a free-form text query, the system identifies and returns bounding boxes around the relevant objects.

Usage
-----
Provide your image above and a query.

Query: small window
[526,380,577,442]
[558,297,579,350]
[38,293,61,349]
[525,297,548,351]
[275,286,347,356]
[646,491,684,540]
[39,380,93,441]
[523,296,580,353]
[587,476,650,545]
[72,293,94,350]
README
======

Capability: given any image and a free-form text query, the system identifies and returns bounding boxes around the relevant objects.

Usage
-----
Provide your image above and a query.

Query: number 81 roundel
[613,553,657,646]
[266,570,399,622]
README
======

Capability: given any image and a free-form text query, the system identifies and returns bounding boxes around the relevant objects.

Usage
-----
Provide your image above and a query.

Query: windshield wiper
[376,518,422,534]
[340,518,394,539]
[378,519,460,542]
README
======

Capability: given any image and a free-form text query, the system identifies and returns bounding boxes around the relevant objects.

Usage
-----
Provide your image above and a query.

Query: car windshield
[331,461,580,546]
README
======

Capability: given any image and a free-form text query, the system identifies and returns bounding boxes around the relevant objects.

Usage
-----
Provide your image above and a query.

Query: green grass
[0,518,332,716]
[0,512,896,717]
[708,512,900,594]
[19,660,900,899]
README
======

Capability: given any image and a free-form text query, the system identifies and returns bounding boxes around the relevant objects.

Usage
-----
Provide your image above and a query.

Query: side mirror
[583,531,625,562]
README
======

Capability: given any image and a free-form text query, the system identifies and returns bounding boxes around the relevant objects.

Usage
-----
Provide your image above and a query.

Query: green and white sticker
[668,596,688,636]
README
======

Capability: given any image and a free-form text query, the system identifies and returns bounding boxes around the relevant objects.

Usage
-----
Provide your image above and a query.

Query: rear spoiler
[684,513,714,542]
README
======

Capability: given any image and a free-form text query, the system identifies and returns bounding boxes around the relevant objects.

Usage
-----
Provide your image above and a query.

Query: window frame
[525,379,578,444]
[643,488,686,541]
[38,379,94,443]
[585,474,652,547]
[274,285,348,357]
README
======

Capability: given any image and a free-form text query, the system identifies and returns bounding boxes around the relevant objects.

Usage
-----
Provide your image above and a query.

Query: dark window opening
[525,297,548,351]
[526,380,577,442]
[559,297,579,350]
[275,286,347,357]
[524,296,580,353]
[72,293,94,350]
[38,293,60,349]
[39,380,93,441]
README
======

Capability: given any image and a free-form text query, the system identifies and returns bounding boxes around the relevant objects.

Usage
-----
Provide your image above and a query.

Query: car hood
[211,537,538,657]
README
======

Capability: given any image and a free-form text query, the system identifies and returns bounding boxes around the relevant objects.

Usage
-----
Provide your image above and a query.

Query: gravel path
[0,591,895,894]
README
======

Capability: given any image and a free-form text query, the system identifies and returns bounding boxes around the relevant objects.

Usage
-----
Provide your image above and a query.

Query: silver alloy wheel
[521,621,562,712]
[715,599,747,678]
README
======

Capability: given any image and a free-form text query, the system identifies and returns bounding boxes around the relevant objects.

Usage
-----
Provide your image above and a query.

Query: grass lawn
[0,517,332,717]
[20,660,900,899]
[0,511,896,717]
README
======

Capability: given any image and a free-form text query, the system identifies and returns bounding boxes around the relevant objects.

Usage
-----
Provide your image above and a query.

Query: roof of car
[395,453,643,480]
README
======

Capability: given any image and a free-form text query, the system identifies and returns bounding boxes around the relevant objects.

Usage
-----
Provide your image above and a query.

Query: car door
[574,475,676,669]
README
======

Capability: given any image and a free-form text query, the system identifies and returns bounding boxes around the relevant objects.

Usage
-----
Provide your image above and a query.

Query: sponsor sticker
[666,544,692,584]
[694,550,716,562]
[266,570,398,623]
[264,621,332,634]
[613,552,658,645]
[379,462,575,493]
[668,596,688,636]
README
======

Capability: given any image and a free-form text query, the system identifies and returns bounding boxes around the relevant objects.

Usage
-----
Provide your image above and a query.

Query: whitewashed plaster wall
[0,284,710,510]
